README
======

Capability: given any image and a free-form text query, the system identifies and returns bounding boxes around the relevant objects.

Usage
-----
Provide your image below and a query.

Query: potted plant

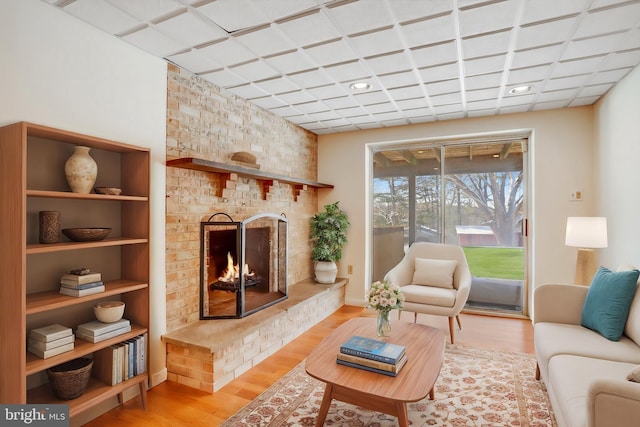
[310,201,350,283]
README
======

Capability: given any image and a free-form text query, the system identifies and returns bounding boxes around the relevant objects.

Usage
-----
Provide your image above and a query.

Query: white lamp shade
[565,217,608,248]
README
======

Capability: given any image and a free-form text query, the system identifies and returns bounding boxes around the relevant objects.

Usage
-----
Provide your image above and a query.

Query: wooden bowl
[94,187,122,196]
[94,301,125,323]
[62,227,111,242]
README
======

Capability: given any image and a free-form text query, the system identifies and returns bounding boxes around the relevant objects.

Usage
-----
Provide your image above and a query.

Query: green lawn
[462,246,524,280]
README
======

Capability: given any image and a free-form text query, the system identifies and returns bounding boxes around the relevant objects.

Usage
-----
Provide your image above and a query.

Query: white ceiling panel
[196,0,269,33]
[230,60,279,81]
[411,41,458,69]
[276,90,316,105]
[520,0,589,25]
[516,18,578,51]
[122,26,187,57]
[348,28,405,58]
[167,50,221,73]
[156,11,227,46]
[324,0,395,35]
[323,61,371,83]
[108,0,183,22]
[459,0,520,37]
[275,11,340,47]
[235,25,295,57]
[198,39,256,67]
[200,69,247,88]
[45,0,640,134]
[400,13,457,48]
[265,50,317,75]
[562,32,628,61]
[575,3,640,39]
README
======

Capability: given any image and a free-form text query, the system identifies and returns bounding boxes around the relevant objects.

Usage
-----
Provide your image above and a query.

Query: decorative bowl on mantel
[62,227,111,242]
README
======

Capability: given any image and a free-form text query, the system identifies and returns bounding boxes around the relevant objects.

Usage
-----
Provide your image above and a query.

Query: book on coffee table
[336,351,408,375]
[340,335,405,364]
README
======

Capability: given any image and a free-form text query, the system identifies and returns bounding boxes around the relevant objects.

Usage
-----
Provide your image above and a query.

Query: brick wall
[165,64,319,333]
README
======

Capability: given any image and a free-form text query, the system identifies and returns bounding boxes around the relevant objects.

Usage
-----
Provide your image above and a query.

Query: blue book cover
[339,336,405,364]
[336,358,398,377]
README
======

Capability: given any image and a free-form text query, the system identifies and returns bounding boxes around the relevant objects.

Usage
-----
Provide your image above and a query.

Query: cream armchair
[384,242,472,344]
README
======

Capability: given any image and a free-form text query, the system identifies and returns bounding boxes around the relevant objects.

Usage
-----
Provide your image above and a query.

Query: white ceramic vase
[65,146,97,194]
[314,261,338,284]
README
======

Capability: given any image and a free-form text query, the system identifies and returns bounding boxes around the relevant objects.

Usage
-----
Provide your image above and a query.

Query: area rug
[221,344,556,426]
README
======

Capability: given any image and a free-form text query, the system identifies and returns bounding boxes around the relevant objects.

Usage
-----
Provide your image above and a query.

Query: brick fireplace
[165,63,320,332]
[164,64,347,392]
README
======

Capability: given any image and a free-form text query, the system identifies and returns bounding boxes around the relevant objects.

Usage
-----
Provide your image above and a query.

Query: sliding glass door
[372,139,527,314]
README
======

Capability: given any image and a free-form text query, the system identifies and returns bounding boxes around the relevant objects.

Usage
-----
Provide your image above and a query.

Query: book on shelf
[60,272,102,284]
[59,285,105,297]
[137,333,146,375]
[93,345,120,385]
[28,334,75,352]
[337,351,408,374]
[29,324,73,343]
[340,336,406,364]
[76,324,132,343]
[60,280,104,290]
[77,319,131,337]
[92,334,147,386]
[28,342,74,359]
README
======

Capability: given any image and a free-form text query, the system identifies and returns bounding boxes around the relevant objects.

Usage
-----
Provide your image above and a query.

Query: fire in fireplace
[200,212,288,319]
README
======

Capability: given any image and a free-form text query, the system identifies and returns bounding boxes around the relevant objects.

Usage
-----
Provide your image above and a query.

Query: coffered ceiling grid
[43,0,640,134]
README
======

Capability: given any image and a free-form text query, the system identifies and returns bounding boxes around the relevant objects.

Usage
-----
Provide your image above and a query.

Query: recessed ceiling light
[349,81,372,92]
[509,85,533,95]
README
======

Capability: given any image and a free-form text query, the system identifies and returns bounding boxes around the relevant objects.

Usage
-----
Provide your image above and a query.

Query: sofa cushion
[581,267,639,341]
[547,355,637,427]
[618,264,640,347]
[412,258,457,289]
[534,322,640,383]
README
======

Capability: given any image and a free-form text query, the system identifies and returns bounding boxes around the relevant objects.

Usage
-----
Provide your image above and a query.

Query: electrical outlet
[347,265,353,275]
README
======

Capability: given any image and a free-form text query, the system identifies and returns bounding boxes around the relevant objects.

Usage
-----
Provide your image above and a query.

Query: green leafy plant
[310,201,350,262]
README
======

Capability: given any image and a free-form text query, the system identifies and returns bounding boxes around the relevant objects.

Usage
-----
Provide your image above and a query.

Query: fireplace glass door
[200,213,288,319]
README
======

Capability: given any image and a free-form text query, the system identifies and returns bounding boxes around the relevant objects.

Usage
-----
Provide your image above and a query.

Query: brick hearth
[162,279,347,392]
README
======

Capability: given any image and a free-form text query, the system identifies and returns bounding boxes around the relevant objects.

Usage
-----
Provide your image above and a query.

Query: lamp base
[575,248,597,286]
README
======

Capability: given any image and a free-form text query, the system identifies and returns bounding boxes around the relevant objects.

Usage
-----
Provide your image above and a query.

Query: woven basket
[46,357,93,400]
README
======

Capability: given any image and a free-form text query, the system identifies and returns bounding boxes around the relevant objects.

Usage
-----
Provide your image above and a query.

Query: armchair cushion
[581,267,639,341]
[411,258,457,289]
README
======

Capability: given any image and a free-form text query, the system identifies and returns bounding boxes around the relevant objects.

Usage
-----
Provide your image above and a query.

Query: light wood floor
[84,305,534,426]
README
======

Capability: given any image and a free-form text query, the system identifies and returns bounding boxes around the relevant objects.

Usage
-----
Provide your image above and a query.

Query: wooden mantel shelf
[167,157,333,201]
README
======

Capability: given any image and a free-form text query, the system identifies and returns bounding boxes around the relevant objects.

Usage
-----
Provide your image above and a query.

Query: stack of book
[92,333,146,385]
[337,335,407,377]
[28,324,75,359]
[76,318,131,343]
[59,271,105,297]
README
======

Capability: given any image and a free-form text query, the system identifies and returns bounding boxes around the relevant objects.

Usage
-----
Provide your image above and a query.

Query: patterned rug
[222,344,556,426]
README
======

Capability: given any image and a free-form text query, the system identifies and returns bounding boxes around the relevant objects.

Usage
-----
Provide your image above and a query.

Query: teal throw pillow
[582,267,640,341]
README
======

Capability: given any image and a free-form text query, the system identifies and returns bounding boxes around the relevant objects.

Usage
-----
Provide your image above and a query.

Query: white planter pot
[314,261,337,284]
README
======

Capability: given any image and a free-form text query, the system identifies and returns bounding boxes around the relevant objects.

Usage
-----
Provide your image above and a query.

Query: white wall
[595,65,640,268]
[318,106,596,315]
[0,0,168,394]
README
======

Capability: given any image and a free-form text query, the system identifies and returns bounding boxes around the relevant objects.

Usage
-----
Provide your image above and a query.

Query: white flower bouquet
[367,280,404,313]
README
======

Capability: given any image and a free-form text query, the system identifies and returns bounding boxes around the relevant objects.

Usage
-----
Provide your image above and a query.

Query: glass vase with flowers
[367,280,404,337]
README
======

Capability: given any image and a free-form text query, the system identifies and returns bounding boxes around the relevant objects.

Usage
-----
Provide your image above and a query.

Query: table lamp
[565,217,608,285]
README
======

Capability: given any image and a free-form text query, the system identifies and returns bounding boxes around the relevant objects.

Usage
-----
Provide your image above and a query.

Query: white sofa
[533,272,640,427]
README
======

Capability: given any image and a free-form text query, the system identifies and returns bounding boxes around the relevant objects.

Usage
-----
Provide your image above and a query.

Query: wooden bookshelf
[0,121,150,421]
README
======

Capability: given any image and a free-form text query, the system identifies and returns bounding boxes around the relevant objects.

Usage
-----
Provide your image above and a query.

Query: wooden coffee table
[305,317,445,427]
